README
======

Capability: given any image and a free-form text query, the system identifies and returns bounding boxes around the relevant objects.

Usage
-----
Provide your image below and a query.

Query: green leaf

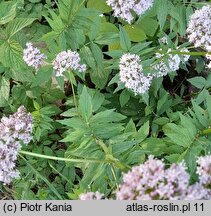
[137,18,159,37]
[129,42,152,54]
[136,121,149,142]
[6,18,36,38]
[79,86,93,122]
[141,138,167,156]
[206,95,211,120]
[90,43,104,70]
[89,16,101,41]
[87,0,112,13]
[0,76,10,107]
[0,2,17,25]
[153,117,169,125]
[80,46,96,69]
[31,66,53,87]
[169,5,186,36]
[156,0,168,30]
[0,40,24,69]
[163,123,195,147]
[119,89,130,107]
[119,25,131,51]
[192,100,209,128]
[123,25,147,42]
[125,119,136,134]
[188,77,206,89]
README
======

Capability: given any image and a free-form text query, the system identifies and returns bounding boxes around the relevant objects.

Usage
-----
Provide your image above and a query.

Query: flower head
[0,106,33,145]
[23,42,46,70]
[185,183,210,200]
[152,48,189,78]
[119,53,153,95]
[116,156,191,200]
[0,106,33,184]
[186,5,211,51]
[116,156,165,200]
[197,155,211,186]
[52,50,86,76]
[106,0,154,24]
[0,141,20,184]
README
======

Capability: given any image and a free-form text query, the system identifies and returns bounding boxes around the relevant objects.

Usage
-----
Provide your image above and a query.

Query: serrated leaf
[136,121,149,142]
[6,18,36,38]
[129,42,152,54]
[79,86,93,122]
[0,40,24,69]
[156,0,168,30]
[0,76,10,103]
[188,77,206,89]
[206,95,211,120]
[141,137,167,156]
[119,89,130,107]
[0,2,17,25]
[80,46,96,69]
[87,0,112,13]
[123,25,146,42]
[137,18,159,37]
[119,25,131,51]
[163,123,195,147]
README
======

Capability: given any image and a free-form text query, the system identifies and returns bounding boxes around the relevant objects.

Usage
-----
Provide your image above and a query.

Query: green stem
[200,128,211,136]
[95,139,110,154]
[95,139,129,171]
[70,78,78,113]
[158,50,211,56]
[19,150,103,163]
[110,165,119,191]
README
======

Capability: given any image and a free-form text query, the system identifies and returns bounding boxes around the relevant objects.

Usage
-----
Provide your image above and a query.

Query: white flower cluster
[116,155,211,200]
[152,48,190,78]
[78,155,211,200]
[186,5,211,68]
[187,5,211,51]
[52,50,87,76]
[23,42,47,70]
[119,53,153,95]
[79,191,105,200]
[0,106,33,184]
[0,141,20,184]
[106,0,154,24]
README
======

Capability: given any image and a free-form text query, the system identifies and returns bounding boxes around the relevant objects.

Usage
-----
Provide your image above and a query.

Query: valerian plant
[0,0,211,200]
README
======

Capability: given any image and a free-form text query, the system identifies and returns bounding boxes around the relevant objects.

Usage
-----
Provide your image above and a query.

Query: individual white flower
[159,36,168,44]
[119,53,153,95]
[186,5,211,51]
[106,0,154,24]
[23,42,47,70]
[52,50,86,76]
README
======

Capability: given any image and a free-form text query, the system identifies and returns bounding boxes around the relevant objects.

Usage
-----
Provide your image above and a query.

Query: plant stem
[110,165,119,191]
[70,78,79,113]
[158,50,211,56]
[19,150,103,163]
[200,128,211,136]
